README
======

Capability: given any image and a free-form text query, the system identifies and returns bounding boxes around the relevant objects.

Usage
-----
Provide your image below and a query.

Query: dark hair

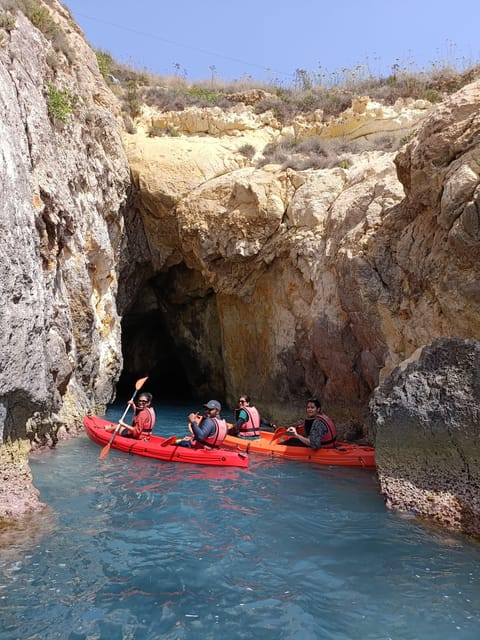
[238,393,251,403]
[307,398,321,410]
[138,392,153,402]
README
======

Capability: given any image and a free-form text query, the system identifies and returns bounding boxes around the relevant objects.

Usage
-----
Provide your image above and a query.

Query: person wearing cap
[184,400,228,448]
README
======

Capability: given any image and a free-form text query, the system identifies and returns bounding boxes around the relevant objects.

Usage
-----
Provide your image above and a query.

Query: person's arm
[118,402,141,434]
[118,419,134,433]
[228,409,247,435]
[286,426,311,446]
[191,416,215,441]
[260,415,276,431]
[188,412,200,431]
[286,419,326,448]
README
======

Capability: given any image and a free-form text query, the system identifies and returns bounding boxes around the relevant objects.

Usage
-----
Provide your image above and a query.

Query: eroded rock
[370,338,480,537]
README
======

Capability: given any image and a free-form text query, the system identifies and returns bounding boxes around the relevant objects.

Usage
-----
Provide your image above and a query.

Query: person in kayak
[105,392,156,440]
[183,399,228,448]
[227,394,275,439]
[284,398,337,449]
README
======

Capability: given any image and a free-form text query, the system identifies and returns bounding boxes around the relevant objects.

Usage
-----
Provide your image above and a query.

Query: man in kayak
[184,400,227,448]
[284,398,337,450]
[105,392,156,440]
[227,394,275,439]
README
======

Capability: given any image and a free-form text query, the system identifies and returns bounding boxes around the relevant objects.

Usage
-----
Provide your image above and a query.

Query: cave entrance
[115,265,226,405]
[115,309,193,403]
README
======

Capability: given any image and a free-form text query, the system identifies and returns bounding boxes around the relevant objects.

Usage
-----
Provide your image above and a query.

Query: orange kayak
[222,430,375,468]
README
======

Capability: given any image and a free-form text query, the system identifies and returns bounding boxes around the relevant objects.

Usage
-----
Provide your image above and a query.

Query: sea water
[0,401,479,640]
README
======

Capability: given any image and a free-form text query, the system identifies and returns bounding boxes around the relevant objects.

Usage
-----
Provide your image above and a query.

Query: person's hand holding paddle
[99,377,148,459]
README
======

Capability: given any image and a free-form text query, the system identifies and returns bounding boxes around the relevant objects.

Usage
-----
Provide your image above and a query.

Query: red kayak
[223,429,375,468]
[84,415,248,468]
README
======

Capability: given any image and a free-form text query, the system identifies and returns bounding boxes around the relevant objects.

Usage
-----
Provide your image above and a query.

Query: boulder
[370,338,480,537]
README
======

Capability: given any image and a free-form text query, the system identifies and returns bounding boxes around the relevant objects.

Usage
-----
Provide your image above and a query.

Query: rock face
[370,338,480,536]
[124,78,480,431]
[0,1,130,518]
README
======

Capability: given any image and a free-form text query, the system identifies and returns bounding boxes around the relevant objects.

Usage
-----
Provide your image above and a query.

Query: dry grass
[104,55,480,123]
[257,134,407,171]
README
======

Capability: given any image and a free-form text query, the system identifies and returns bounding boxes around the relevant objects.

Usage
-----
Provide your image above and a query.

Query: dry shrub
[258,132,409,171]
[238,143,256,160]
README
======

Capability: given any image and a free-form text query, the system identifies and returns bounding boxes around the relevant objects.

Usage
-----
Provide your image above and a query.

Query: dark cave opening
[115,309,195,404]
[114,264,226,407]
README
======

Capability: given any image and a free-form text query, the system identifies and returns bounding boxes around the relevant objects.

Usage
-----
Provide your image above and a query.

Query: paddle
[269,419,305,443]
[99,376,149,459]
[161,435,178,447]
[269,426,287,443]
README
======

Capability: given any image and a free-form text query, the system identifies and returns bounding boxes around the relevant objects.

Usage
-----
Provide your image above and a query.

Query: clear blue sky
[65,0,480,85]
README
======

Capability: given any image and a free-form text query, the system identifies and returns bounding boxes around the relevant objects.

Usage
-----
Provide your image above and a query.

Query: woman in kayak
[284,398,337,450]
[228,394,275,439]
[105,392,156,440]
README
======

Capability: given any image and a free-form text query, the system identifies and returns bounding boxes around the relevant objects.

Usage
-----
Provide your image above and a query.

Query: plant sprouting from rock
[238,143,256,160]
[96,49,114,81]
[46,83,73,123]
[25,0,58,39]
[0,10,16,31]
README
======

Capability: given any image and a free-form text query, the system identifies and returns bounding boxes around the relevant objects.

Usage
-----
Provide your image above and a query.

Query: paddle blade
[270,427,287,443]
[99,443,111,459]
[161,435,178,447]
[135,376,149,390]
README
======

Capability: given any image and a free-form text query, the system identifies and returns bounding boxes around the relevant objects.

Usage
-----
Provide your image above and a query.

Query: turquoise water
[1,402,479,640]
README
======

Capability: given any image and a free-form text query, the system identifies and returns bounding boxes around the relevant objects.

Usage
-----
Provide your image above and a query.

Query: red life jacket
[133,407,156,439]
[304,413,337,447]
[238,406,261,437]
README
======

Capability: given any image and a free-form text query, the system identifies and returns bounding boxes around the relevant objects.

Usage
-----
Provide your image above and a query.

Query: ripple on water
[0,417,479,640]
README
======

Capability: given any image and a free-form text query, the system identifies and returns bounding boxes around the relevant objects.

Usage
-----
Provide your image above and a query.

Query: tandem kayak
[83,415,249,468]
[223,430,375,468]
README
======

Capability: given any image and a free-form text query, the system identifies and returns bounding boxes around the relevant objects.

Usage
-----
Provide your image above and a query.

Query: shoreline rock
[370,337,480,538]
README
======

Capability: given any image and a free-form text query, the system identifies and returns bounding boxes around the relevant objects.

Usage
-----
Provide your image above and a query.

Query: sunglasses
[137,399,149,404]
[238,399,246,403]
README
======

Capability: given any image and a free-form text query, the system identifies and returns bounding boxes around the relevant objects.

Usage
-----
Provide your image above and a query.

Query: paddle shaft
[108,388,140,442]
[99,377,148,458]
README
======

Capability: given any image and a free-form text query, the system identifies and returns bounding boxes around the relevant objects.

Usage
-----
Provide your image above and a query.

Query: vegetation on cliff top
[93,47,480,171]
[4,0,476,169]
[96,46,480,121]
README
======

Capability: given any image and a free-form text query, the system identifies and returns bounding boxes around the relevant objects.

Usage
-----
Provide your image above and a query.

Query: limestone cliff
[122,79,480,429]
[0,0,129,517]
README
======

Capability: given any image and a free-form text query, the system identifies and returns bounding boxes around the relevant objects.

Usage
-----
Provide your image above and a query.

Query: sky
[64,0,480,85]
